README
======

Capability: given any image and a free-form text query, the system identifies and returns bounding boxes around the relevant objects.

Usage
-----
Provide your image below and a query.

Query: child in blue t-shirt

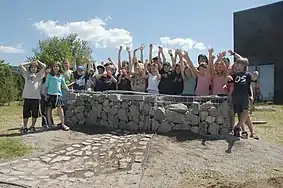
[46,62,70,131]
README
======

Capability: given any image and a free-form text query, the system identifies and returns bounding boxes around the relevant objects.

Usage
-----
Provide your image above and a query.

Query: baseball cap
[77,66,85,71]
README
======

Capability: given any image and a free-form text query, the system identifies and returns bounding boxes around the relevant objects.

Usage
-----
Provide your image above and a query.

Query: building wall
[234,1,283,104]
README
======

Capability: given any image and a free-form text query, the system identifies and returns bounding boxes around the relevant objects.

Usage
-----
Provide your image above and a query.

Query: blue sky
[0,0,280,65]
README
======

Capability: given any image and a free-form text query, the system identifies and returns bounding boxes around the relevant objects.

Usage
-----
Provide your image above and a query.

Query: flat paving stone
[0,133,152,187]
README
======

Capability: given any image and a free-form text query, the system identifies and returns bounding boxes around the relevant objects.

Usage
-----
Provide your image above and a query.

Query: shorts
[47,95,64,109]
[23,99,40,118]
[228,95,234,115]
[232,96,250,114]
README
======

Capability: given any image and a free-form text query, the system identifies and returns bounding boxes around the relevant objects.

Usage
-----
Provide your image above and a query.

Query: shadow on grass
[0,126,62,137]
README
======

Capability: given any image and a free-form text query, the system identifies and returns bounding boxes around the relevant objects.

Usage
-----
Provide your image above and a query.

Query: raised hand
[208,48,214,54]
[158,46,163,53]
[126,47,131,52]
[108,57,112,62]
[149,44,153,48]
[119,46,123,51]
[168,49,173,55]
[140,44,145,50]
[228,50,234,56]
[101,61,104,65]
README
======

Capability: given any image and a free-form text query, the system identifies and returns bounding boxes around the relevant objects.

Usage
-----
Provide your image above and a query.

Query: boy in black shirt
[228,58,254,138]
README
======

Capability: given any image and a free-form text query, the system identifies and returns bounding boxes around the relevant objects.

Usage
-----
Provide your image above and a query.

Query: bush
[0,60,19,105]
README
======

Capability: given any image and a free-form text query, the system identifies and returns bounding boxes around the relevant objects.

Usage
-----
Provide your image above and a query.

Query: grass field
[0,102,282,160]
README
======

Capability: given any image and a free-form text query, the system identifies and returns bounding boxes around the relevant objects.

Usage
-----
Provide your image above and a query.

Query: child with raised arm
[158,47,174,95]
[170,49,184,95]
[179,54,196,96]
[183,50,212,96]
[130,45,146,92]
[143,44,161,94]
[210,50,229,95]
[46,62,70,131]
[227,58,258,138]
[117,46,132,91]
[20,60,46,133]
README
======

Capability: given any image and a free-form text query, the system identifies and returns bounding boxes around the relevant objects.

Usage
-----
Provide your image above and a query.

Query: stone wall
[64,92,230,136]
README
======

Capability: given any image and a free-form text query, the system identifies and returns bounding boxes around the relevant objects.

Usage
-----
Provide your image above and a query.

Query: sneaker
[233,126,241,137]
[29,126,36,133]
[241,131,248,139]
[61,124,70,131]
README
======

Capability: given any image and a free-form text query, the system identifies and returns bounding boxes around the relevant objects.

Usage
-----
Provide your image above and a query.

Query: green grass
[251,105,283,145]
[0,101,31,159]
[0,138,31,159]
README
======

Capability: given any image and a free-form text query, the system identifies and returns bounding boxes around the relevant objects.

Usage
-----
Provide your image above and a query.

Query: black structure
[234,1,283,104]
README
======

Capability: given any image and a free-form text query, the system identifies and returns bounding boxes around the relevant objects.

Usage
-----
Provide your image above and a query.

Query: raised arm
[168,49,175,68]
[180,58,185,79]
[208,48,215,76]
[140,44,144,63]
[118,46,123,71]
[228,50,242,60]
[183,51,199,76]
[159,46,166,64]
[20,62,30,73]
[126,47,132,69]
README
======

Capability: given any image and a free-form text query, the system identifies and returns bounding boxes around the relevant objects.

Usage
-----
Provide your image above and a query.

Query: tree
[0,60,18,105]
[29,33,93,67]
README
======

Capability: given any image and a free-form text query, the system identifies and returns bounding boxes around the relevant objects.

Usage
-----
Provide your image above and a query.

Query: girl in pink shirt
[183,49,213,96]
[210,51,229,95]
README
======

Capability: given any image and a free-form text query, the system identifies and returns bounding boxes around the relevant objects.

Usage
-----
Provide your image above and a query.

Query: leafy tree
[29,33,93,67]
[0,60,18,105]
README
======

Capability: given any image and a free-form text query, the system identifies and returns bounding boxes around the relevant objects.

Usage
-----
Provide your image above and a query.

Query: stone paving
[0,132,153,188]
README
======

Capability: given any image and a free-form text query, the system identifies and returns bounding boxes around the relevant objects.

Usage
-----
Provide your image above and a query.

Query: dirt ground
[140,133,283,188]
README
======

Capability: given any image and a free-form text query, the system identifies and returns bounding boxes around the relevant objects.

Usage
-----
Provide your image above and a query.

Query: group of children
[20,44,260,139]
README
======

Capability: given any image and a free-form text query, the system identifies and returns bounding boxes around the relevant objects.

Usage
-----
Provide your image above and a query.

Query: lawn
[0,101,31,159]
[250,105,283,145]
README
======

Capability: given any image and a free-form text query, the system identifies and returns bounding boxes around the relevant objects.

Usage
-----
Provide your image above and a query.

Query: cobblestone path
[0,132,153,188]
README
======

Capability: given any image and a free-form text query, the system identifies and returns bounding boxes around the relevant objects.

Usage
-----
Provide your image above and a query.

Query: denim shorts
[232,96,250,114]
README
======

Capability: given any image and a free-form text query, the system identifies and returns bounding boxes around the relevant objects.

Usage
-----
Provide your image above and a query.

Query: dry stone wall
[64,92,230,136]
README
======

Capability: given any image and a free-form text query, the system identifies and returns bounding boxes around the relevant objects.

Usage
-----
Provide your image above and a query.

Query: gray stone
[153,107,165,121]
[151,120,160,131]
[200,101,214,111]
[165,103,188,114]
[220,127,229,135]
[126,121,139,131]
[101,111,108,120]
[220,101,229,116]
[98,94,106,103]
[103,105,110,113]
[108,94,120,102]
[119,163,128,169]
[100,119,108,127]
[108,113,119,129]
[57,174,68,181]
[143,103,151,115]
[185,112,200,126]
[118,109,128,121]
[205,116,215,124]
[110,105,119,115]
[71,115,79,124]
[199,111,209,121]
[129,105,140,123]
[165,110,185,124]
[103,100,109,106]
[158,120,171,133]
[96,104,103,117]
[191,126,200,134]
[74,106,85,114]
[208,123,220,136]
[76,112,85,121]
[216,116,225,124]
[191,101,200,115]
[208,106,221,117]
[51,156,71,163]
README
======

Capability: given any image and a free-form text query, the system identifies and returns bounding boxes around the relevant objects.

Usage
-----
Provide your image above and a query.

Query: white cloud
[33,17,133,49]
[160,37,206,50]
[0,44,25,54]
